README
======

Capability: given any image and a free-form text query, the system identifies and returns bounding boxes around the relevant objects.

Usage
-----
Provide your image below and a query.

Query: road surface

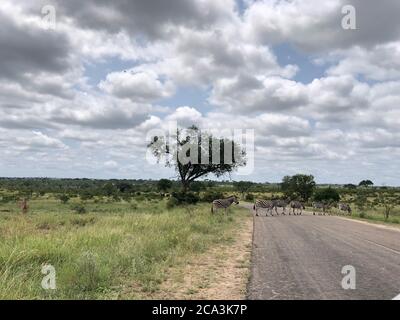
[242,204,400,300]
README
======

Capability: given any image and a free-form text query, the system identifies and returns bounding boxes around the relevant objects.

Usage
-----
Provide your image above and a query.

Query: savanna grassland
[1,177,400,299]
[0,192,252,300]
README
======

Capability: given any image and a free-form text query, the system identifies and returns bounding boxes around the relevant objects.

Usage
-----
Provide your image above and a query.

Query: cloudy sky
[1,0,400,185]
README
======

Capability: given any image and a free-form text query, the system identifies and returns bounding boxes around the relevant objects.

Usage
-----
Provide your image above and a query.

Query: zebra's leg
[255,206,258,216]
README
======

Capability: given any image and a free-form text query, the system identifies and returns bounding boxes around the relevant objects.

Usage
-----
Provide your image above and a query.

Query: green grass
[0,199,247,299]
[345,210,400,225]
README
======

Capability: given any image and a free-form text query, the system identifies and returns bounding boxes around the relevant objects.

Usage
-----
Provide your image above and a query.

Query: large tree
[281,174,316,201]
[148,126,246,192]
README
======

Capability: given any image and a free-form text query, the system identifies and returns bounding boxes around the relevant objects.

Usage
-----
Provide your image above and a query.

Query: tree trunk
[182,180,190,193]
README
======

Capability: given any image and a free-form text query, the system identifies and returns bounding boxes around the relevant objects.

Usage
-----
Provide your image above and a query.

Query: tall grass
[0,200,246,299]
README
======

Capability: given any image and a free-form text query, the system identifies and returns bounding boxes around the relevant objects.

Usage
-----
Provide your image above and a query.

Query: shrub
[58,194,70,204]
[166,197,179,209]
[245,193,255,201]
[171,192,200,205]
[201,191,224,202]
[314,187,340,203]
[135,195,146,202]
[71,204,87,215]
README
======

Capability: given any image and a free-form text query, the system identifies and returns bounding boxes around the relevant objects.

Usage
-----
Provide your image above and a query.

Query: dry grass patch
[150,214,253,300]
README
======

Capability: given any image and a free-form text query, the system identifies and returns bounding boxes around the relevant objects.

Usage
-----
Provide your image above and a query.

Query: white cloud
[99,70,175,102]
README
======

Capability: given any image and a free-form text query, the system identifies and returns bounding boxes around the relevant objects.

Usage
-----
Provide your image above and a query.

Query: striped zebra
[312,202,330,215]
[253,199,275,216]
[211,195,239,214]
[290,201,305,215]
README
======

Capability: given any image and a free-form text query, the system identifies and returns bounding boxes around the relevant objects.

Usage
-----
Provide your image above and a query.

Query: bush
[201,191,224,203]
[166,197,179,209]
[245,193,255,201]
[171,192,200,205]
[58,194,70,204]
[71,204,87,215]
[314,187,340,203]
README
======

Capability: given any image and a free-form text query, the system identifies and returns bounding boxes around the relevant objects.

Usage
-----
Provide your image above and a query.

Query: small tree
[234,181,254,198]
[58,194,70,204]
[355,190,368,217]
[148,126,246,192]
[281,174,316,201]
[157,179,173,193]
[378,192,395,221]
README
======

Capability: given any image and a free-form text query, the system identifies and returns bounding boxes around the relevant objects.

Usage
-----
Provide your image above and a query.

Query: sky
[1,0,400,185]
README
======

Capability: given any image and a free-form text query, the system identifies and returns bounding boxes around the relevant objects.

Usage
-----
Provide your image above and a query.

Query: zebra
[211,195,239,214]
[273,199,289,215]
[253,199,275,216]
[290,201,305,215]
[338,203,352,215]
[312,202,330,215]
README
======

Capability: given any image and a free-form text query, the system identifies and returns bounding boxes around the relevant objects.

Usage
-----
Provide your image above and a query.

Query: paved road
[242,204,400,300]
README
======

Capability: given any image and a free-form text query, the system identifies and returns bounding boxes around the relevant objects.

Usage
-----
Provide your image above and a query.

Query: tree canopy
[233,181,254,196]
[281,174,316,201]
[157,179,173,193]
[313,187,340,203]
[148,126,246,192]
[359,180,374,187]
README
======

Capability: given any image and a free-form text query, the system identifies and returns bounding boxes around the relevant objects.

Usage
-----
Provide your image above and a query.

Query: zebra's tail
[211,204,214,214]
[253,204,256,210]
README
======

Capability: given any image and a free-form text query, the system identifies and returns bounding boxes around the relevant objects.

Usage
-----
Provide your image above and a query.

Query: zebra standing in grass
[290,201,305,215]
[313,202,330,215]
[254,199,275,216]
[211,195,239,214]
[338,203,352,215]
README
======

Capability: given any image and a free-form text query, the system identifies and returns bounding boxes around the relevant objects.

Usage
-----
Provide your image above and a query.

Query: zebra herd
[211,195,352,216]
[253,199,305,216]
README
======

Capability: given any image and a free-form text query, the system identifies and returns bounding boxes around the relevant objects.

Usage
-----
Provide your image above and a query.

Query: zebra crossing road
[241,203,400,300]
